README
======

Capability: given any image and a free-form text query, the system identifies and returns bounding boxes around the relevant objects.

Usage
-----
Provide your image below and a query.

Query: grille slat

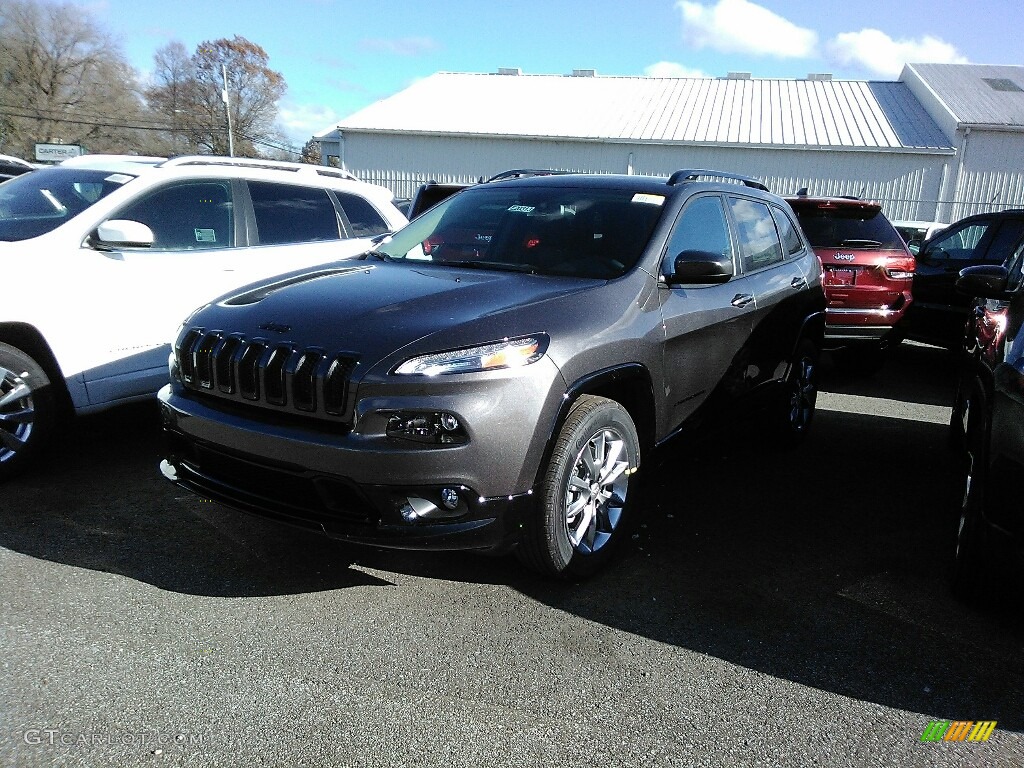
[290,349,324,412]
[175,327,356,423]
[238,340,266,401]
[216,336,241,393]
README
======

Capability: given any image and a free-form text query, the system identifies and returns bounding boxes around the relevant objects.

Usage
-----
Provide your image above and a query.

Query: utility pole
[221,63,235,157]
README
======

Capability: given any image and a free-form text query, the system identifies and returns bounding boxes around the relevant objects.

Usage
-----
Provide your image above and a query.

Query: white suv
[0,154,407,478]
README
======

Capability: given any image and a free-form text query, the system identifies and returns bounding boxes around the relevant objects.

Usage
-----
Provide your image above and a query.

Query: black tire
[0,342,56,480]
[830,344,886,376]
[950,385,992,604]
[517,395,640,579]
[772,340,819,448]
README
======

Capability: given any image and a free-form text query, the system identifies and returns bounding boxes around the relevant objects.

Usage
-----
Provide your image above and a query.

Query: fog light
[440,487,460,509]
[398,491,466,522]
[386,411,468,445]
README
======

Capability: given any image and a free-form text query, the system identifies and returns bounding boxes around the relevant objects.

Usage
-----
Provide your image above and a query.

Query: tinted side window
[662,196,733,275]
[1006,241,1024,292]
[928,222,991,261]
[728,197,783,271]
[249,181,340,245]
[335,192,389,238]
[986,220,1024,263]
[115,181,234,250]
[771,205,804,256]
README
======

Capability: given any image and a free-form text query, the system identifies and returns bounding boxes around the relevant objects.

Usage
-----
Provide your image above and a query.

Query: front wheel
[0,342,57,480]
[517,395,640,579]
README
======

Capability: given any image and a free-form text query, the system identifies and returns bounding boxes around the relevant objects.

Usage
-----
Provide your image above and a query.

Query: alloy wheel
[563,427,630,554]
[0,364,35,464]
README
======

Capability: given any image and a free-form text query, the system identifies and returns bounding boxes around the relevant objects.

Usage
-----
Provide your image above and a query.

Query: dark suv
[902,209,1024,349]
[786,194,914,370]
[158,170,825,577]
[949,242,1024,602]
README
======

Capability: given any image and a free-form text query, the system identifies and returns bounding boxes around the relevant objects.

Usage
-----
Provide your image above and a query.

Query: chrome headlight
[394,335,548,376]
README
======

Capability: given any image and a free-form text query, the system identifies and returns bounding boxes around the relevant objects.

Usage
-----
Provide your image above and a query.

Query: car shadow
[0,402,394,595]
[1,346,1020,732]
[820,341,958,408]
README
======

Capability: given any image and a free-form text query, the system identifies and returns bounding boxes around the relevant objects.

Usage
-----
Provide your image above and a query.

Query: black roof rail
[667,169,769,192]
[485,169,572,183]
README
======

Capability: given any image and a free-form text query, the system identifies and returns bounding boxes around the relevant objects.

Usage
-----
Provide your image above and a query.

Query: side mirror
[956,265,1010,299]
[666,250,734,285]
[93,219,155,249]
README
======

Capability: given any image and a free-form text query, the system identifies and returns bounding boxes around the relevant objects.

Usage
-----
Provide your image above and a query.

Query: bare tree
[0,0,155,157]
[146,36,287,157]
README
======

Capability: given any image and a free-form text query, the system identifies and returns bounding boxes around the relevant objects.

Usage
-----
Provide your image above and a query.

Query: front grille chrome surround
[174,327,357,423]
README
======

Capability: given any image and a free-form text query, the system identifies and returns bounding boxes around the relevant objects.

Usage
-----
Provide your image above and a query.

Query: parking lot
[1,341,1022,767]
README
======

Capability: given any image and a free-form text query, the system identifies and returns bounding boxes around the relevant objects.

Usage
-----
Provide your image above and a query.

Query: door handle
[731,293,755,308]
[791,277,807,290]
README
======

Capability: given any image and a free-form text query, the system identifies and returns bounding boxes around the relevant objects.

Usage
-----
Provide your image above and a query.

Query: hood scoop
[224,265,370,306]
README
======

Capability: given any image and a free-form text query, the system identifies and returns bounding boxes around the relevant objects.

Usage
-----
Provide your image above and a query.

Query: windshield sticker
[104,174,134,185]
[508,205,536,213]
[194,229,217,243]
[632,193,665,206]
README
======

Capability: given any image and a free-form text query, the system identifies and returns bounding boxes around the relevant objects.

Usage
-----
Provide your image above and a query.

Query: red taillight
[422,236,441,255]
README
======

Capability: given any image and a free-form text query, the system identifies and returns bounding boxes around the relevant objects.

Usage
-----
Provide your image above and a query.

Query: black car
[949,241,1024,602]
[902,209,1024,348]
[0,155,34,183]
[158,169,825,578]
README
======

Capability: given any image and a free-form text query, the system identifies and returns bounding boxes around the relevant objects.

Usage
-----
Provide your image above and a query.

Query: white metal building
[316,63,1024,223]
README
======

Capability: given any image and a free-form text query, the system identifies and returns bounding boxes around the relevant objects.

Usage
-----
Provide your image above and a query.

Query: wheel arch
[0,322,73,417]
[532,363,656,489]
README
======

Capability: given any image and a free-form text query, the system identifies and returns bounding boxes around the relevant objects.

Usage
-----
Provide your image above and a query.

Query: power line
[1,103,307,156]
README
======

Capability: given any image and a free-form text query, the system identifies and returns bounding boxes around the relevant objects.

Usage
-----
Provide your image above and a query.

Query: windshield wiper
[839,239,882,248]
[439,260,538,274]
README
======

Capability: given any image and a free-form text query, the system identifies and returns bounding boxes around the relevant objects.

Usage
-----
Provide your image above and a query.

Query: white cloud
[827,29,968,78]
[357,37,440,57]
[278,102,343,143]
[644,61,711,78]
[677,0,817,59]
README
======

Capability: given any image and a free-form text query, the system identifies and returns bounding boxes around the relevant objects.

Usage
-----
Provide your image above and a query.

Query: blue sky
[73,0,1022,148]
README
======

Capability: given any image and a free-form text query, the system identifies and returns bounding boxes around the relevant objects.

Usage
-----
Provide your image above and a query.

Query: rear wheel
[0,342,56,480]
[773,340,818,447]
[517,395,640,579]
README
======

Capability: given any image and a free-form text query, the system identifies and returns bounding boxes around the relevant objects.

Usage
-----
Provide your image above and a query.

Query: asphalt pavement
[1,341,1021,767]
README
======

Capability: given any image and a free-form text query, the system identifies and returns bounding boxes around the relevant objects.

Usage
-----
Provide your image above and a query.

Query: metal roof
[333,72,953,153]
[904,63,1024,128]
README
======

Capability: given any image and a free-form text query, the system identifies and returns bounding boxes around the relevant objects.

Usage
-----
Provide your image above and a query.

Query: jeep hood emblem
[258,322,292,334]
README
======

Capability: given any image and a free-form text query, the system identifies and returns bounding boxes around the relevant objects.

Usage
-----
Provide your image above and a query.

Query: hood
[189,260,597,361]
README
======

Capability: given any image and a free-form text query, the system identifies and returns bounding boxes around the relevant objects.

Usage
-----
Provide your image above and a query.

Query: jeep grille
[176,328,357,423]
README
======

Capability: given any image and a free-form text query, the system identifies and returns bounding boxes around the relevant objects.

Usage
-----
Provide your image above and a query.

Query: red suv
[787,194,914,370]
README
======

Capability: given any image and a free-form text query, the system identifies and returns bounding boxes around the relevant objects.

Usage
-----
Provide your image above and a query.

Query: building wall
[333,131,954,221]
[939,128,1024,222]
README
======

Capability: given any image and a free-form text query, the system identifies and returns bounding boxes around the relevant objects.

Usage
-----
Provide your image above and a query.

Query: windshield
[0,167,137,241]
[792,206,905,250]
[375,185,665,279]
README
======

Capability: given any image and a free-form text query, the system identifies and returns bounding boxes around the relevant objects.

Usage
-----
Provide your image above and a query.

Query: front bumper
[157,380,552,552]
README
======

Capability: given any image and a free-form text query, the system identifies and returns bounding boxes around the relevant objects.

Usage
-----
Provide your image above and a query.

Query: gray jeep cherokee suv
[158,170,825,577]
